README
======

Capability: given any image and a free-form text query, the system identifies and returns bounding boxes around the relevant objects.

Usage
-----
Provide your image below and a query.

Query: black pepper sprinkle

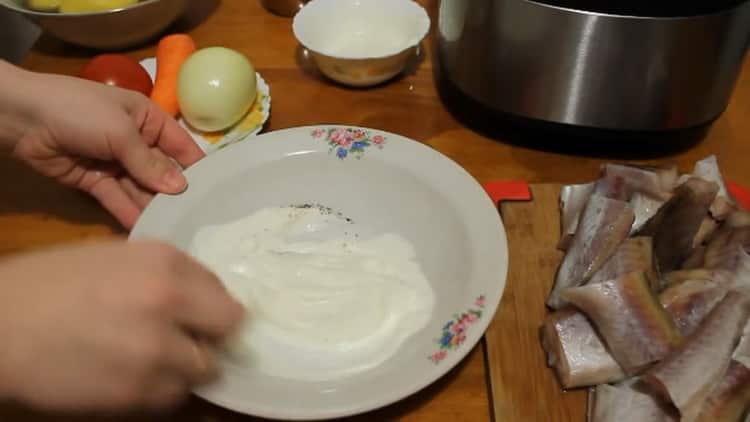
[285,203,355,224]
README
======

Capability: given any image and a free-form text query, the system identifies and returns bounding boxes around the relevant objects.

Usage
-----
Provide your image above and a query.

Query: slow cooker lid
[530,0,748,17]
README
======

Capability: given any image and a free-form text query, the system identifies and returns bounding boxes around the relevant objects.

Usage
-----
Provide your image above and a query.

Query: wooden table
[2,0,750,420]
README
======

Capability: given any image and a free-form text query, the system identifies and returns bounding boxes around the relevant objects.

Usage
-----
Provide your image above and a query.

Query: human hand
[5,63,203,229]
[0,240,244,411]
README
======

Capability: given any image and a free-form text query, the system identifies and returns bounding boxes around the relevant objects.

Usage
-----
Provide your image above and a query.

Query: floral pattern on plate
[311,127,386,159]
[429,295,486,363]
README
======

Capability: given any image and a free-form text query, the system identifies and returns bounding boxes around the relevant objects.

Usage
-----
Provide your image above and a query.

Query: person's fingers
[118,177,154,210]
[158,330,219,385]
[135,101,205,168]
[166,254,245,339]
[109,125,187,195]
[88,176,142,229]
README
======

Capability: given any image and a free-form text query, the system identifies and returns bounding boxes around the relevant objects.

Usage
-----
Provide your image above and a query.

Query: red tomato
[80,54,153,96]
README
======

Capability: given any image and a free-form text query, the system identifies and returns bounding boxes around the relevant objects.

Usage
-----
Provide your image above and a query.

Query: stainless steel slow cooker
[437,0,750,131]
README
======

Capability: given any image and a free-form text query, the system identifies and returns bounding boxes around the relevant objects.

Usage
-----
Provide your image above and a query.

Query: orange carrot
[150,34,196,116]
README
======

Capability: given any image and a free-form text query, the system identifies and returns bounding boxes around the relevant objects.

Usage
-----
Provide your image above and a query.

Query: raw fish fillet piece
[726,210,750,228]
[561,163,679,250]
[588,379,678,422]
[693,155,736,218]
[733,317,750,367]
[705,227,750,271]
[732,247,750,296]
[637,177,719,276]
[694,360,750,422]
[696,319,750,422]
[659,279,728,337]
[593,172,630,201]
[630,193,666,235]
[541,308,625,388]
[588,236,656,288]
[602,163,679,201]
[559,182,596,251]
[548,194,634,309]
[642,292,750,420]
[694,156,730,198]
[661,268,733,288]
[693,216,721,248]
[683,245,708,270]
[563,272,682,374]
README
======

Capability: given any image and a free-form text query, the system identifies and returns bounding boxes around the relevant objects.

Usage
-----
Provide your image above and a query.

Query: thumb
[110,127,187,194]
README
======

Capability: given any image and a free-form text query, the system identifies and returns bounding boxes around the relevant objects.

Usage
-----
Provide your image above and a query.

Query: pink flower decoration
[450,321,466,335]
[430,350,447,363]
[311,129,325,138]
[475,296,486,308]
[352,130,366,140]
[462,313,478,324]
[372,135,385,145]
[330,128,353,146]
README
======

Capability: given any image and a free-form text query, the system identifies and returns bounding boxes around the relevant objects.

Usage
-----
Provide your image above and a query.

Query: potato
[59,0,137,13]
[25,0,61,12]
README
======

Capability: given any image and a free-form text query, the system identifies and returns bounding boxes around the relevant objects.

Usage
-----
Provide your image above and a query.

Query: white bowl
[293,0,430,87]
[130,125,507,420]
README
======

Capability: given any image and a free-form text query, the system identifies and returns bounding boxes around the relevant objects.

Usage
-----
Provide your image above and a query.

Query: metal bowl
[0,0,187,50]
[437,0,750,132]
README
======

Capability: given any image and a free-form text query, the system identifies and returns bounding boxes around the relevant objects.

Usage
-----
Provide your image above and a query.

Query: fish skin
[589,379,678,422]
[563,272,682,375]
[696,319,750,422]
[694,217,721,249]
[705,227,750,272]
[602,163,678,202]
[588,236,656,288]
[659,279,728,337]
[560,163,679,251]
[637,177,719,277]
[694,156,730,198]
[683,245,707,270]
[541,308,625,389]
[642,292,750,420]
[693,155,735,219]
[694,360,750,422]
[593,173,631,201]
[661,269,733,289]
[559,182,596,251]
[726,210,750,229]
[549,194,635,309]
[630,193,666,235]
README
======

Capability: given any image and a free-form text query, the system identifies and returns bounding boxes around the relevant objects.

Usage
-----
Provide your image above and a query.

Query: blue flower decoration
[336,147,348,159]
[440,332,454,347]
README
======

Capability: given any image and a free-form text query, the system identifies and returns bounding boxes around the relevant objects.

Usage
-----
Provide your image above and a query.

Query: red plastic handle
[483,181,532,206]
[728,182,750,212]
[482,180,750,212]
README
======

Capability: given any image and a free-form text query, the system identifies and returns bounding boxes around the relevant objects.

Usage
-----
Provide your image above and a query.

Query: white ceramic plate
[139,57,271,154]
[129,125,508,420]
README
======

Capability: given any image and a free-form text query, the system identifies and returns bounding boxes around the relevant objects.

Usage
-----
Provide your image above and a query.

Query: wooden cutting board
[484,184,587,422]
